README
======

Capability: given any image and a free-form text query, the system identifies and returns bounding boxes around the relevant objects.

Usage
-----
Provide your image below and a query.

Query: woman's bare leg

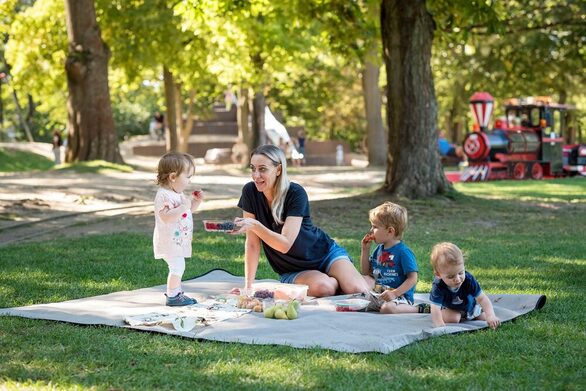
[294,270,339,297]
[327,260,371,294]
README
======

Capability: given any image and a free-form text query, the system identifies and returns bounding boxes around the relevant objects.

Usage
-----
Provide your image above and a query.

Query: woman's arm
[234,215,302,254]
[243,211,261,289]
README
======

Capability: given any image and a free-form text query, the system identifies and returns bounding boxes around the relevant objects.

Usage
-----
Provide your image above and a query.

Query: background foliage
[0,0,584,147]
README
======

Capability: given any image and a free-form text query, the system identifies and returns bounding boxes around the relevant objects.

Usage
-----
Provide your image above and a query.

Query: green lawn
[1,177,585,390]
[0,147,54,172]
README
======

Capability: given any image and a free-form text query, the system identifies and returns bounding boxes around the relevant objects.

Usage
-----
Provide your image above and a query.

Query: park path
[0,142,385,245]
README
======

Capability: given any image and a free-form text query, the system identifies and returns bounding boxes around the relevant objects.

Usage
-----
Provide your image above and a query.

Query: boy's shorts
[461,303,483,320]
[279,241,352,284]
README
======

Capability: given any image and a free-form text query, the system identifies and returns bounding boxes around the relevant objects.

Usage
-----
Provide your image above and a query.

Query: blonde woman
[233,145,369,298]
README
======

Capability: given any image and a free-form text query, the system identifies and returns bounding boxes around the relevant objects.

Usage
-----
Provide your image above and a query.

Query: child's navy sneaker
[417,303,431,313]
[166,292,197,306]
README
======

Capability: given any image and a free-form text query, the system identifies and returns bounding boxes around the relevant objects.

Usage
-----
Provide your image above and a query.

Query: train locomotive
[460,92,586,182]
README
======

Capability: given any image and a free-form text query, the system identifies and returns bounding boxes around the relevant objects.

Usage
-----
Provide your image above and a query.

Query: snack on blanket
[263,299,300,320]
[334,299,370,312]
[203,219,235,232]
[251,282,308,301]
[237,295,263,312]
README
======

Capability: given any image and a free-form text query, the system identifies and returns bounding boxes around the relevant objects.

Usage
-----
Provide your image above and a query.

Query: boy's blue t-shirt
[238,181,333,275]
[369,241,418,303]
[429,271,482,313]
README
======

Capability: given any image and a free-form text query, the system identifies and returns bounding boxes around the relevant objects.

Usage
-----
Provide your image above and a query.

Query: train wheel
[530,163,543,180]
[512,162,526,180]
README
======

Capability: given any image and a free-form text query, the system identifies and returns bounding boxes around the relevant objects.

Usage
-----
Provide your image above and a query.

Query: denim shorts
[279,241,352,284]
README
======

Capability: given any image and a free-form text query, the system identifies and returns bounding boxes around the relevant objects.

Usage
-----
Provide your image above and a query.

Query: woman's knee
[308,278,338,297]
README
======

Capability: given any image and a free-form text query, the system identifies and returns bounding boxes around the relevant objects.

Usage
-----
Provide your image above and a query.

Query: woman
[233,144,369,298]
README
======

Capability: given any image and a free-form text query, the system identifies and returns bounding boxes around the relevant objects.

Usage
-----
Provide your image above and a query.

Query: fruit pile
[236,296,263,312]
[204,221,235,231]
[263,299,300,320]
[253,289,274,299]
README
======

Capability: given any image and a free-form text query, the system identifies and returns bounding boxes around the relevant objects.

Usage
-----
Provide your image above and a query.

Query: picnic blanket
[0,269,546,354]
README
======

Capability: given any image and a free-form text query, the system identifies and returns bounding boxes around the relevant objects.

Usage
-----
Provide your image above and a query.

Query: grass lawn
[0,147,54,172]
[1,177,585,390]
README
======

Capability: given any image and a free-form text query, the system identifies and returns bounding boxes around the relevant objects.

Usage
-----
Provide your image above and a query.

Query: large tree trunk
[381,0,450,197]
[64,0,121,163]
[163,66,177,151]
[252,91,265,149]
[362,55,386,166]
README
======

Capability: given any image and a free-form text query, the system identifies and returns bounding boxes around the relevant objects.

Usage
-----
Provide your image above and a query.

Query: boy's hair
[156,152,195,186]
[369,202,408,239]
[430,242,465,272]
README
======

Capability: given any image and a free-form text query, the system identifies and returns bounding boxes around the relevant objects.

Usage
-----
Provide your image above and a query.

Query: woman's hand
[232,217,258,234]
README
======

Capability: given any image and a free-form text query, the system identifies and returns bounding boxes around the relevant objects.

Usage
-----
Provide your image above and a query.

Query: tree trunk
[381,0,450,197]
[10,87,34,142]
[237,87,252,150]
[177,89,195,153]
[63,0,121,163]
[173,82,185,152]
[252,91,265,149]
[163,66,177,151]
[362,57,387,166]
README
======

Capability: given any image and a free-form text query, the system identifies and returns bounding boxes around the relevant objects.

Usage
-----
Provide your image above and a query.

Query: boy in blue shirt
[429,242,501,330]
[360,202,428,314]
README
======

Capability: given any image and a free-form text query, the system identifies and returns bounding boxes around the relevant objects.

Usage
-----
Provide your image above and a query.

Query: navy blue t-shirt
[237,181,334,275]
[429,271,482,313]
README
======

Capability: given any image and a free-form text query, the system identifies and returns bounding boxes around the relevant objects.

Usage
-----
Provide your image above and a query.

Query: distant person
[151,112,164,140]
[232,145,370,298]
[360,202,429,314]
[335,144,344,166]
[429,242,501,330]
[153,152,205,306]
[52,130,63,165]
[438,130,467,162]
[296,130,306,154]
[224,85,237,111]
[296,129,306,165]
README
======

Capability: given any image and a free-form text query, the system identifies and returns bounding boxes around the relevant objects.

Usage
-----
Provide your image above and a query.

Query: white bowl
[171,316,197,332]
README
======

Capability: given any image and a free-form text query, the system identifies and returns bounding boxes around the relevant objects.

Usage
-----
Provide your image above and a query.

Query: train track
[0,202,153,247]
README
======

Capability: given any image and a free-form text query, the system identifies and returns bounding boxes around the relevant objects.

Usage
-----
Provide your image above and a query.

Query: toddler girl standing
[154,152,204,306]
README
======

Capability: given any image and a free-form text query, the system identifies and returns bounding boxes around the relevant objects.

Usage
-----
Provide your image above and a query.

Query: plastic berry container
[202,219,235,232]
[334,299,370,312]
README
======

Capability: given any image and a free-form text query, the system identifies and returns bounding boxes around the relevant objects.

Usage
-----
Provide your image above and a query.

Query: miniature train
[460,92,586,182]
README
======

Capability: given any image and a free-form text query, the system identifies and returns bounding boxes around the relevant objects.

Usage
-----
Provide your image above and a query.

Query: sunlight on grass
[56,160,133,173]
[0,147,53,172]
[454,178,586,203]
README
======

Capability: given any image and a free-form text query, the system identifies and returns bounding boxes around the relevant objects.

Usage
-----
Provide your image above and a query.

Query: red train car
[461,92,585,182]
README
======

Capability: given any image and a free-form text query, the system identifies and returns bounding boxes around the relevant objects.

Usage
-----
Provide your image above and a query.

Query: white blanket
[0,269,546,353]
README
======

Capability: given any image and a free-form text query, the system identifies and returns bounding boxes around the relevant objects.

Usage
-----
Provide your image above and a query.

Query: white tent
[264,106,303,160]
